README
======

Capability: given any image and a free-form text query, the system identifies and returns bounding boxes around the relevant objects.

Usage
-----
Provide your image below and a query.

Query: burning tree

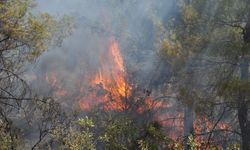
[1,0,250,149]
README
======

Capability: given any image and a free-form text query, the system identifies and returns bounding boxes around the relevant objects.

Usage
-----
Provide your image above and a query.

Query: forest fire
[44,38,232,145]
[43,36,233,149]
[79,38,132,111]
[90,38,131,98]
[45,72,68,97]
[2,0,249,149]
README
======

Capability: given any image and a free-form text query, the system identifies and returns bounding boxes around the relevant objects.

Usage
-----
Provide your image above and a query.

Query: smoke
[26,0,175,108]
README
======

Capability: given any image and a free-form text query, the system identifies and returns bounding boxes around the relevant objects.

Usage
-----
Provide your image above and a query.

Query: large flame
[91,38,130,97]
[79,38,131,111]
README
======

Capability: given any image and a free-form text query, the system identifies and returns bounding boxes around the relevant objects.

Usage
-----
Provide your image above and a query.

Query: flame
[193,116,231,148]
[79,38,131,111]
[43,37,231,148]
[55,89,67,97]
[45,72,68,97]
[92,38,130,97]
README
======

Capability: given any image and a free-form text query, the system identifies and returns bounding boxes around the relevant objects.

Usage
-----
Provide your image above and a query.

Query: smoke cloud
[28,0,175,108]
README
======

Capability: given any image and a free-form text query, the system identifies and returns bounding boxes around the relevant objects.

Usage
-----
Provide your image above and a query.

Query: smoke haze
[29,0,175,100]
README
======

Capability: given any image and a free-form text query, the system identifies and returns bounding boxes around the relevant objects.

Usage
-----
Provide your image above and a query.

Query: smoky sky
[30,0,175,95]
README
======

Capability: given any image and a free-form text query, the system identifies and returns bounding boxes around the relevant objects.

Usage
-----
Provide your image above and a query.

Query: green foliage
[155,1,210,68]
[52,113,172,150]
[0,0,72,148]
[0,121,24,150]
[52,117,96,150]
[187,135,201,150]
[138,139,150,150]
[140,122,170,150]
[0,125,14,150]
[63,128,95,150]
[99,117,137,150]
[100,118,172,150]
[1,0,249,149]
[182,5,199,25]
[227,143,240,150]
[217,78,250,100]
[0,0,73,62]
[159,39,182,59]
[154,0,250,148]
[78,116,95,128]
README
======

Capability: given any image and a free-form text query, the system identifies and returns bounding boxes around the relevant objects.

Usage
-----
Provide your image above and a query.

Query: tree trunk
[238,57,250,150]
[238,10,250,150]
[184,106,194,150]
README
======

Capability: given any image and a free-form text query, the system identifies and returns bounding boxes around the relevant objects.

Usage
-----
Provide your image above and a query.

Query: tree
[0,0,72,148]
[214,0,250,148]
[159,0,250,149]
[156,0,213,148]
[52,116,96,150]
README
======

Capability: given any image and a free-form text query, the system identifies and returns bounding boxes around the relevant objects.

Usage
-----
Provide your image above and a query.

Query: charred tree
[238,13,250,150]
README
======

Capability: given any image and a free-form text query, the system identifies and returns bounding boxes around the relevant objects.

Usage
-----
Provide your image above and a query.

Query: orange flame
[80,38,131,111]
[92,39,130,96]
[45,72,68,97]
[43,37,232,148]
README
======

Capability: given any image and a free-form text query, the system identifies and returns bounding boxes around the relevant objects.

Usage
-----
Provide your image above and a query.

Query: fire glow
[79,38,131,111]
[44,37,231,145]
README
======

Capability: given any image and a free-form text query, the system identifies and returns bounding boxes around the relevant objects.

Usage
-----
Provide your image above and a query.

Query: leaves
[0,0,73,62]
[182,5,199,25]
[78,117,95,128]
